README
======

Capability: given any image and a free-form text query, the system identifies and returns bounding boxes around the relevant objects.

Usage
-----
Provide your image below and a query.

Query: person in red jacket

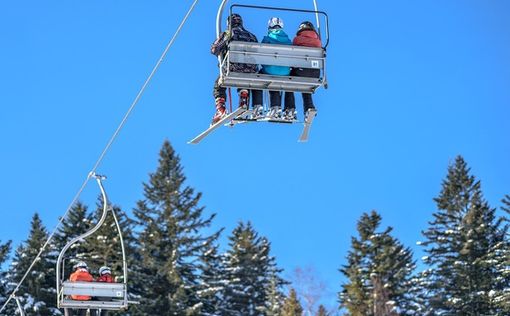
[282,21,323,121]
[66,261,97,316]
[96,266,114,316]
[97,266,114,283]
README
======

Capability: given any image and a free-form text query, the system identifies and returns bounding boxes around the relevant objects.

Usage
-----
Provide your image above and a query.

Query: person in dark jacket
[210,13,263,125]
[260,17,294,120]
[283,21,322,121]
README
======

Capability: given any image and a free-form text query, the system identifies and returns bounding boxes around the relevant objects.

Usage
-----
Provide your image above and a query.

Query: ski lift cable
[0,0,200,313]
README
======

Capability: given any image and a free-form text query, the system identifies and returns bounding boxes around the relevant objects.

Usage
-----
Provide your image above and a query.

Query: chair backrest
[62,281,126,298]
[227,41,325,70]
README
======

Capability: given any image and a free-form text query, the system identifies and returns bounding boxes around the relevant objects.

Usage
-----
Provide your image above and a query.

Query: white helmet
[73,261,88,270]
[268,17,284,29]
[99,266,112,276]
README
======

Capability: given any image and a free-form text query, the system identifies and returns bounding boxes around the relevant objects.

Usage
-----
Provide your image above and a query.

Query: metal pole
[216,0,228,38]
[110,207,128,306]
[216,0,229,81]
[312,0,321,39]
[14,297,25,316]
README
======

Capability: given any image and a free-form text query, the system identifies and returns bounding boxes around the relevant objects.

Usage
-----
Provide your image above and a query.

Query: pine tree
[316,304,329,316]
[197,241,226,315]
[281,288,303,316]
[222,221,286,315]
[419,156,506,315]
[0,240,12,311]
[86,199,137,283]
[339,211,416,316]
[10,213,60,315]
[83,200,139,316]
[264,273,287,316]
[131,140,220,315]
[490,194,510,312]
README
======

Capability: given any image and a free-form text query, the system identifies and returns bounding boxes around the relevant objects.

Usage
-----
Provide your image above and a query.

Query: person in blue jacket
[259,17,295,120]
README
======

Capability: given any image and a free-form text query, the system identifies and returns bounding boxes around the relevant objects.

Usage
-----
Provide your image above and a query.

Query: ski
[298,109,317,142]
[261,117,297,124]
[188,106,248,144]
[226,109,254,126]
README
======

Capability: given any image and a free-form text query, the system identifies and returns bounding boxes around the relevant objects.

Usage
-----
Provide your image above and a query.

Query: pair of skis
[188,107,316,145]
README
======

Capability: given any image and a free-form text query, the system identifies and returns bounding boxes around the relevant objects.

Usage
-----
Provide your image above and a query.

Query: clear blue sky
[1,0,510,310]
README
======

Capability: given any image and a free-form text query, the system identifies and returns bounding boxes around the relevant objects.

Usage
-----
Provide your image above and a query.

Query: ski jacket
[293,29,322,48]
[211,26,259,73]
[97,274,114,283]
[69,268,94,300]
[96,273,115,302]
[261,29,292,76]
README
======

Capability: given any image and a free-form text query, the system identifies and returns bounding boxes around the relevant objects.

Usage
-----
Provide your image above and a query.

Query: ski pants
[283,68,321,112]
[213,76,262,108]
[268,90,295,109]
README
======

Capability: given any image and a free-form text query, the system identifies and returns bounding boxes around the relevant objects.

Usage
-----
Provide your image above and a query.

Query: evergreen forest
[1,141,509,316]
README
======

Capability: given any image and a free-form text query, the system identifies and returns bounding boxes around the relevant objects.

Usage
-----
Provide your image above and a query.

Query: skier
[96,266,114,316]
[210,13,263,125]
[259,17,294,120]
[65,261,97,316]
[283,21,322,121]
[97,266,114,284]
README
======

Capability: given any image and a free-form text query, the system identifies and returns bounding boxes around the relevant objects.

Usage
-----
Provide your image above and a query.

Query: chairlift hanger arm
[14,296,25,316]
[56,176,110,298]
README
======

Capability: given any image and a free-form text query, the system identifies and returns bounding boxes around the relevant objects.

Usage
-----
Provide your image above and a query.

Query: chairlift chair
[56,174,130,312]
[187,1,329,144]
[216,2,330,93]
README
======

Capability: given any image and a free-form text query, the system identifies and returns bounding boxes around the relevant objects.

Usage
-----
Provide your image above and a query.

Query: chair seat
[220,72,323,93]
[60,299,127,310]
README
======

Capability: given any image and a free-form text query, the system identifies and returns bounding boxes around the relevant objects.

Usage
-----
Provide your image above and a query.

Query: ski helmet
[73,261,88,270]
[267,17,284,29]
[99,266,112,276]
[227,13,243,27]
[298,21,315,31]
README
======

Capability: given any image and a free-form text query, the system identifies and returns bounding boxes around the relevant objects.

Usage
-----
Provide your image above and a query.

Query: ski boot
[304,107,317,122]
[283,108,298,121]
[266,106,282,119]
[238,89,249,110]
[211,97,226,125]
[252,104,264,119]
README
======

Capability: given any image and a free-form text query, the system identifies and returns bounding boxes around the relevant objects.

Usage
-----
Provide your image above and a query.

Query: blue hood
[262,29,292,45]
